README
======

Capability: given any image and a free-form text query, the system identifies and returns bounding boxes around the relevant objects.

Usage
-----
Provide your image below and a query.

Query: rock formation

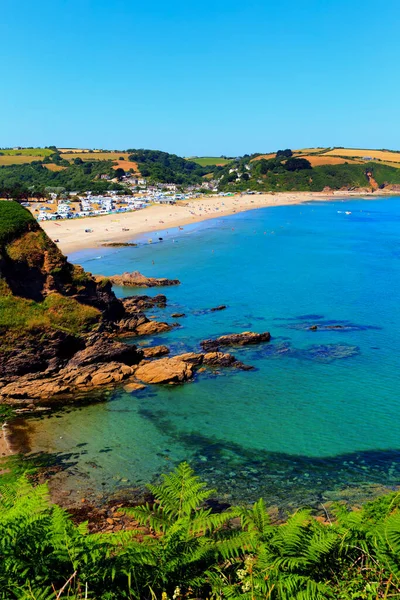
[105,271,180,288]
[201,331,271,352]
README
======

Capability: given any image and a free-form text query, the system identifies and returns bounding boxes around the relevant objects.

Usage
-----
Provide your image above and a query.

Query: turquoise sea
[17,197,400,509]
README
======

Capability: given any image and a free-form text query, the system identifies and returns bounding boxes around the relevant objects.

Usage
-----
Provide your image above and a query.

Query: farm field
[0,148,54,157]
[60,152,130,161]
[0,155,43,165]
[44,164,67,171]
[111,160,140,173]
[187,157,233,166]
[299,155,361,166]
[251,153,277,161]
[323,148,400,162]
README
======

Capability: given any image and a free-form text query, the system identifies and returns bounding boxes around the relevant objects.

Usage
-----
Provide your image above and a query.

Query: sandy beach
[41,190,381,255]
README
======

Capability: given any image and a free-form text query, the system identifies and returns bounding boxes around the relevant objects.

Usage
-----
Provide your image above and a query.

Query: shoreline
[41,190,396,256]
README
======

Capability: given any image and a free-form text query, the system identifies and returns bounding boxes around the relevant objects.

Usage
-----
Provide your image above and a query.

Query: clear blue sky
[1,0,399,156]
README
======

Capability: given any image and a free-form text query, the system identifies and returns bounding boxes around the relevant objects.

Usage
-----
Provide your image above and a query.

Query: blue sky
[1,0,399,155]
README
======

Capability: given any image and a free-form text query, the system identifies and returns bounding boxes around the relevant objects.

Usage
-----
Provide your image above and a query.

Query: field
[323,148,400,162]
[111,160,140,173]
[299,155,361,166]
[0,148,54,157]
[251,153,277,161]
[60,152,130,162]
[187,157,233,166]
[0,155,44,165]
[44,164,67,171]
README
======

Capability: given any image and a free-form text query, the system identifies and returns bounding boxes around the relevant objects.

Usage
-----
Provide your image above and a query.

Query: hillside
[0,201,126,378]
[218,150,400,192]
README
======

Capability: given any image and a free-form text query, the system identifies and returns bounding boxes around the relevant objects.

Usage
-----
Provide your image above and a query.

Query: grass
[187,156,233,166]
[60,151,130,161]
[0,293,100,335]
[0,155,45,165]
[0,201,37,246]
[0,148,54,157]
[43,163,67,171]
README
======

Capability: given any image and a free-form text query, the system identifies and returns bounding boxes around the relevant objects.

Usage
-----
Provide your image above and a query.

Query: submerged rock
[201,331,271,352]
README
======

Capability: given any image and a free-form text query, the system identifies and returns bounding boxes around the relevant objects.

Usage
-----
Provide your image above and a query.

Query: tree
[114,167,125,180]
[285,157,312,171]
[276,148,293,158]
[74,157,84,165]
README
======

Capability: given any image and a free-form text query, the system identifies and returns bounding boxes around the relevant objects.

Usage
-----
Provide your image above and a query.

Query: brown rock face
[142,345,170,358]
[106,271,180,288]
[201,331,271,352]
[122,295,167,311]
[202,352,254,370]
[135,321,173,336]
[135,357,194,384]
[67,338,143,368]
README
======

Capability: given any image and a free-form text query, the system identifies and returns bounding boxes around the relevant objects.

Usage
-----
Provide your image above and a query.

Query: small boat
[158,237,163,241]
[345,211,352,215]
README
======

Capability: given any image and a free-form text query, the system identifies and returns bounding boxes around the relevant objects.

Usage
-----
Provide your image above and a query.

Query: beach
[40,190,374,255]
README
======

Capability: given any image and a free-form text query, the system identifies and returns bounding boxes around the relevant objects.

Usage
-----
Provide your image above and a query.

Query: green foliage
[127,149,216,184]
[2,464,400,599]
[0,201,37,246]
[219,161,400,192]
[0,293,100,335]
[0,161,124,199]
[188,157,233,167]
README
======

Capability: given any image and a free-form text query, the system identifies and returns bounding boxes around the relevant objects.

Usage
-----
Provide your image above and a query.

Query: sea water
[17,197,400,509]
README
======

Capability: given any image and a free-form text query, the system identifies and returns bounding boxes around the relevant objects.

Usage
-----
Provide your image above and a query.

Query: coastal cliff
[0,201,271,407]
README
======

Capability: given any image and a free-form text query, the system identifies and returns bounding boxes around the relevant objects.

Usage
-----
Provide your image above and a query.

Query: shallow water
[19,197,400,508]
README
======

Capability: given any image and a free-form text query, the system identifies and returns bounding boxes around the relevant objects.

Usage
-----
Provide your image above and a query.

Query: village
[21,176,229,222]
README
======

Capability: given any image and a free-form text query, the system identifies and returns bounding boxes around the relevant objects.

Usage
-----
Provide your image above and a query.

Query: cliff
[0,202,127,379]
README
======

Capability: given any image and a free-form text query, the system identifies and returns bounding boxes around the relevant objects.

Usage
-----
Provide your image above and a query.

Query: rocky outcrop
[142,345,170,358]
[202,352,253,370]
[201,331,271,352]
[0,330,84,378]
[122,295,167,311]
[0,361,137,404]
[105,271,180,288]
[135,357,194,385]
[66,338,143,368]
[135,321,174,336]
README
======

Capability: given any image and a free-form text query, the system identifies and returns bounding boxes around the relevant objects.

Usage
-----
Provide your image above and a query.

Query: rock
[202,352,254,370]
[106,271,180,288]
[135,357,194,384]
[142,345,170,358]
[135,321,173,336]
[122,295,167,311]
[67,338,143,368]
[201,331,271,352]
[171,313,185,318]
[123,382,146,392]
[101,243,138,247]
[176,352,204,366]
[210,305,227,312]
[118,313,149,332]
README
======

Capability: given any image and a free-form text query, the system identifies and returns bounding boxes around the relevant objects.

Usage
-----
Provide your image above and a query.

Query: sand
[41,190,385,256]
